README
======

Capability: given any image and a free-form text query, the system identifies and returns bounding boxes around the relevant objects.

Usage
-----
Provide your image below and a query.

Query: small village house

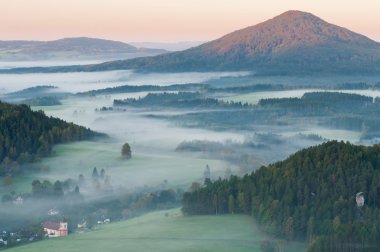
[43,222,68,237]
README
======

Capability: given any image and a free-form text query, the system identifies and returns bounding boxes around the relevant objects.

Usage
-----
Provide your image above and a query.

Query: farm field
[6,208,306,252]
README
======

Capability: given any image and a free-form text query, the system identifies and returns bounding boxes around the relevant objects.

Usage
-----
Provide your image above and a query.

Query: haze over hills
[129,41,206,51]
[2,10,380,75]
[0,37,166,61]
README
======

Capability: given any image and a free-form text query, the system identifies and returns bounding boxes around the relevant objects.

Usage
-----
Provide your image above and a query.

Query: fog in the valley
[206,74,380,88]
[28,90,362,195]
[0,60,107,70]
[1,66,379,230]
[223,89,380,105]
[0,70,250,93]
[34,95,243,190]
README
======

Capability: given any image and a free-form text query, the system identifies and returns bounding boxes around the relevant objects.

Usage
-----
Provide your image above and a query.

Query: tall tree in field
[92,167,99,179]
[228,194,235,214]
[121,143,132,159]
[78,174,85,186]
[100,168,105,179]
[53,180,64,197]
[285,217,295,241]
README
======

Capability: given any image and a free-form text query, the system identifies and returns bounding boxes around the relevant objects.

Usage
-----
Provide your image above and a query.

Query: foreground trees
[182,141,380,251]
[0,101,103,176]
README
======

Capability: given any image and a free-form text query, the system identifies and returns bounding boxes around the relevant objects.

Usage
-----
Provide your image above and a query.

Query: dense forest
[114,92,250,109]
[112,91,380,139]
[0,101,103,176]
[79,83,291,96]
[182,141,380,251]
[21,96,62,106]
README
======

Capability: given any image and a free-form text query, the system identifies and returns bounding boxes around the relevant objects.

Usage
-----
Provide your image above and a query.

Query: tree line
[182,141,380,251]
[0,101,104,176]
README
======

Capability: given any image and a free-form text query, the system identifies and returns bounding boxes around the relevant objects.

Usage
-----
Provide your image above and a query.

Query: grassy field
[0,140,229,197]
[38,140,229,190]
[7,209,306,252]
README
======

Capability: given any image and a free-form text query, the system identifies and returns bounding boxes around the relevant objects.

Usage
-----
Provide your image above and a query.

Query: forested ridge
[113,91,380,138]
[182,141,380,251]
[0,101,103,176]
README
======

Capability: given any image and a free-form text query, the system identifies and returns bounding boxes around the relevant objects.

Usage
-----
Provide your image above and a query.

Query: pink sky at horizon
[1,0,379,43]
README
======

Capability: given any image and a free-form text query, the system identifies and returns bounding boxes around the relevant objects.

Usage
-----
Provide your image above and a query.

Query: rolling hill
[0,37,166,61]
[3,10,380,75]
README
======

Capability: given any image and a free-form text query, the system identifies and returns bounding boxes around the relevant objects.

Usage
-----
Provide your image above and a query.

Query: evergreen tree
[121,143,132,159]
[228,194,235,214]
[182,141,380,251]
[100,169,105,180]
[53,180,64,197]
[92,167,99,179]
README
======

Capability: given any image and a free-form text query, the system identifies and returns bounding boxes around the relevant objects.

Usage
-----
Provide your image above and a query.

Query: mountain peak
[3,11,380,75]
[277,10,316,18]
[273,10,326,25]
[203,10,376,57]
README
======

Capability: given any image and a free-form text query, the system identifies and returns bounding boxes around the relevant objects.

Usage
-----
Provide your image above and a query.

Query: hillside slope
[183,141,380,251]
[122,10,380,74]
[0,101,103,175]
[4,209,305,252]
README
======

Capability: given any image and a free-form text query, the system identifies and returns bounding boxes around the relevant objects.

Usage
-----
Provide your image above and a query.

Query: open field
[7,208,306,252]
[39,141,230,191]
[0,139,230,197]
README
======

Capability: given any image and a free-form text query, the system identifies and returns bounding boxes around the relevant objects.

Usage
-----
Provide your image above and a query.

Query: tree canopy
[182,141,380,251]
[0,101,104,176]
[121,143,132,159]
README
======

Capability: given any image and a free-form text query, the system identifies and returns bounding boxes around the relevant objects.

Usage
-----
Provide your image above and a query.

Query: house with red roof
[43,222,68,237]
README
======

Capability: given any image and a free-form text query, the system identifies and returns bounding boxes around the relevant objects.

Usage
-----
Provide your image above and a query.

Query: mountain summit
[201,10,375,56]
[3,11,380,74]
[83,10,380,74]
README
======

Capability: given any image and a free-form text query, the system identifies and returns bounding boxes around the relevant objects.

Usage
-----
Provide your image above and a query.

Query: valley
[1,7,380,252]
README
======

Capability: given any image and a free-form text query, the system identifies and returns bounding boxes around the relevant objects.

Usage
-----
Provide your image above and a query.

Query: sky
[0,0,379,43]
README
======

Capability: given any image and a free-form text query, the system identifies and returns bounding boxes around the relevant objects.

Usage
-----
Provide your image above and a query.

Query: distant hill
[0,86,71,106]
[0,37,166,61]
[5,10,379,75]
[3,86,69,99]
[129,41,206,51]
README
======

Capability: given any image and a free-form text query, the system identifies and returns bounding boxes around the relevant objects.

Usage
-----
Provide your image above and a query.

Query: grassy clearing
[1,139,229,197]
[7,209,306,252]
[37,140,229,190]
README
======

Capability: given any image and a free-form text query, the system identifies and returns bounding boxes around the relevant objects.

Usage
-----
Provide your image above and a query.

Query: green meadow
[7,209,306,252]
[38,140,229,190]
